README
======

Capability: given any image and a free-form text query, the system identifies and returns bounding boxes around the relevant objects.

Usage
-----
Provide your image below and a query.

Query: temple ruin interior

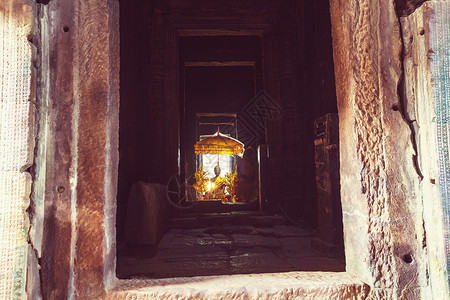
[2,0,449,298]
[117,0,345,278]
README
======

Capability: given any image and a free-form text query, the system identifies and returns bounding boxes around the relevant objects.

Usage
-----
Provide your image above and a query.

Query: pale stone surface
[0,1,37,299]
[0,172,32,299]
[108,272,369,300]
[0,1,35,172]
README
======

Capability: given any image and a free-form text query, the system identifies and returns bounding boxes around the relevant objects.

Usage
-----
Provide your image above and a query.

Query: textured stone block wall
[427,1,450,292]
[0,0,37,299]
[402,1,450,297]
[330,0,449,298]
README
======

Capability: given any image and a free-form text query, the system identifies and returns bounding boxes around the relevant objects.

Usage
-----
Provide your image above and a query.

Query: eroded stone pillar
[329,0,434,297]
[40,0,119,298]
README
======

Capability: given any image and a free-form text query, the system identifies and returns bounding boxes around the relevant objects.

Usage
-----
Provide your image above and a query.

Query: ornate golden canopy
[194,131,244,155]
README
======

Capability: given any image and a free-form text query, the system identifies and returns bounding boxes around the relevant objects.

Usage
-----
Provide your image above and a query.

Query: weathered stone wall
[0,1,37,298]
[330,0,448,297]
[401,2,450,298]
[34,0,120,298]
[20,0,447,298]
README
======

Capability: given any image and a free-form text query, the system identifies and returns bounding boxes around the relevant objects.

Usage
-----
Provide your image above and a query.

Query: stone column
[40,0,119,298]
[330,0,431,297]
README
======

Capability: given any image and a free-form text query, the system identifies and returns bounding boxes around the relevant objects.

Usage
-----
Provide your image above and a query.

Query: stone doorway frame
[33,0,448,298]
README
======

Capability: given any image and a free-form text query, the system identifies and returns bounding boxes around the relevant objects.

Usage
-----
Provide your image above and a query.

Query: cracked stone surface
[109,272,369,300]
[117,224,345,279]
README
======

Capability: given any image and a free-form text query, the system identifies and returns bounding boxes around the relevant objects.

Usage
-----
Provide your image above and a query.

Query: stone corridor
[117,213,345,279]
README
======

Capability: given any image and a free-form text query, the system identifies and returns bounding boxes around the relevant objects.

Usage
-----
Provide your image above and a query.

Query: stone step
[171,213,288,229]
[109,272,368,299]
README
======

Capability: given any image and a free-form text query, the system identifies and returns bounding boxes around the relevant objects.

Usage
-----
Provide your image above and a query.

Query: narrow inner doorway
[116,0,345,279]
[178,36,262,213]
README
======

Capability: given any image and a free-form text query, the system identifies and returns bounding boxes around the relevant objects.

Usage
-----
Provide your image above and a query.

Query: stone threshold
[108,272,369,299]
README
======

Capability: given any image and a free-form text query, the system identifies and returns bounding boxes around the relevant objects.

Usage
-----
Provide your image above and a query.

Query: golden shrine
[193,129,243,202]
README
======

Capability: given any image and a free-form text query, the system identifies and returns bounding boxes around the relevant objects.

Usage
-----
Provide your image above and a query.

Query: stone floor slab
[117,223,345,279]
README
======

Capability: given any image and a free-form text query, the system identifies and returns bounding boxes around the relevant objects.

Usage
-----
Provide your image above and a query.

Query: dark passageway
[117,0,343,279]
